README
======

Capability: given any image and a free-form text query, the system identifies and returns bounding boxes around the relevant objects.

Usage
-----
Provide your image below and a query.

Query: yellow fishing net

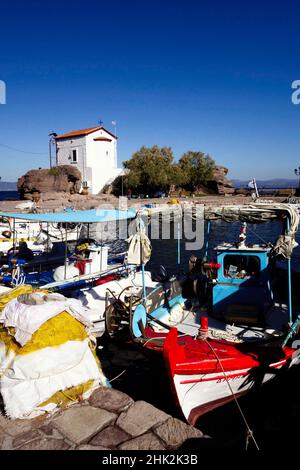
[0,284,33,311]
[0,311,89,355]
[0,294,104,414]
[38,379,96,408]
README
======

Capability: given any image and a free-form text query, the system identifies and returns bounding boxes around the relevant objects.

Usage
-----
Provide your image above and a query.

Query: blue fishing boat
[124,203,300,433]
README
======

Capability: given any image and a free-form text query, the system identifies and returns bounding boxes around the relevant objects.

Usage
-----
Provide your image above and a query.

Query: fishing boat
[125,203,300,426]
[0,208,158,338]
[0,208,136,286]
[0,214,81,254]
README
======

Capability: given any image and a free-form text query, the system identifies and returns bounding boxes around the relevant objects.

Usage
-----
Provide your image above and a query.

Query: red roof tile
[55,126,117,140]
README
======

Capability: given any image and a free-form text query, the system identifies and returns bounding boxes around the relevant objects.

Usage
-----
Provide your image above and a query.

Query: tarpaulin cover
[0,208,136,223]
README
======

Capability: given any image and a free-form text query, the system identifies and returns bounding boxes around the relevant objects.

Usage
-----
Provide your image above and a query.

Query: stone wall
[0,387,205,450]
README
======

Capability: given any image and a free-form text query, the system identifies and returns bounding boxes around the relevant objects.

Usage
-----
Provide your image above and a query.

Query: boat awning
[0,208,136,223]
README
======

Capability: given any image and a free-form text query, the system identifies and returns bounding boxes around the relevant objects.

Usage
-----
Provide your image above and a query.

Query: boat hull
[163,327,299,426]
[173,363,287,425]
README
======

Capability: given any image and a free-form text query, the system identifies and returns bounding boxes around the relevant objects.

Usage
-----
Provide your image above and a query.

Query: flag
[248,179,255,189]
[112,120,117,126]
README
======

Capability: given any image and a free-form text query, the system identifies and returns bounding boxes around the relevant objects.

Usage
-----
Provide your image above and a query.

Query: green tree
[179,151,215,191]
[123,146,176,195]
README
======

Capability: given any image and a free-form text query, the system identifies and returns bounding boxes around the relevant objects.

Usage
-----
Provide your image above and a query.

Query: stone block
[18,438,70,450]
[118,433,165,450]
[53,406,116,445]
[117,401,169,437]
[12,429,41,449]
[77,444,109,450]
[89,387,133,413]
[154,418,202,449]
[90,425,130,448]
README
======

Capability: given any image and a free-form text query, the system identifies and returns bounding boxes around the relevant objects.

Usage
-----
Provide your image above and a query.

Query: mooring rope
[203,338,260,451]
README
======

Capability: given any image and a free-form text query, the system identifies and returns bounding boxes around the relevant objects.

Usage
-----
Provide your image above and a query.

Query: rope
[11,266,26,287]
[109,369,127,383]
[245,225,273,247]
[203,338,260,451]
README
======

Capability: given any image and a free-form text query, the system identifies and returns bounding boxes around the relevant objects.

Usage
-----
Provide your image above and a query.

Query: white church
[55,125,123,194]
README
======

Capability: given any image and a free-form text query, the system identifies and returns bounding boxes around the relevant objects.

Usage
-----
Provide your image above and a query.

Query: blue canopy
[0,208,136,223]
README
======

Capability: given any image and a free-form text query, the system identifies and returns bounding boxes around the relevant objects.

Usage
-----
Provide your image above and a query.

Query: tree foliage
[123,146,175,195]
[178,151,215,191]
[120,146,215,195]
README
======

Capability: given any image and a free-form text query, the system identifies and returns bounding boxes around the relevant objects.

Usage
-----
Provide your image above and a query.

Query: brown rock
[17,165,82,200]
[207,165,235,195]
[117,401,170,437]
[18,438,70,450]
[89,387,133,413]
[154,418,203,449]
[90,426,130,448]
[118,433,165,450]
[235,188,250,196]
[53,406,117,445]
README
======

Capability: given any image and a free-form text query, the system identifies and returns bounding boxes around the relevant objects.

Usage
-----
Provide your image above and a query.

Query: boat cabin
[213,243,274,324]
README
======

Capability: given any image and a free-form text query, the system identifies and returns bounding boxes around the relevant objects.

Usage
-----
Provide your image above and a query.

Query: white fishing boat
[0,214,81,254]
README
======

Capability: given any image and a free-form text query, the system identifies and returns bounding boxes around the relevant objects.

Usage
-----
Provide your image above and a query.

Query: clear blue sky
[0,0,300,182]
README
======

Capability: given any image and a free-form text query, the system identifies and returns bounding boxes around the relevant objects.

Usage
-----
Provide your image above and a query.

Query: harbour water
[0,191,19,201]
[100,218,300,451]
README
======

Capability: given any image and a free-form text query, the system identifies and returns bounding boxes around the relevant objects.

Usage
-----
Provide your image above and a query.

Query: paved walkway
[0,386,204,450]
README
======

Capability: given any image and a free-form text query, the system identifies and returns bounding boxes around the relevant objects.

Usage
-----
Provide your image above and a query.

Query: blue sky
[0,0,300,181]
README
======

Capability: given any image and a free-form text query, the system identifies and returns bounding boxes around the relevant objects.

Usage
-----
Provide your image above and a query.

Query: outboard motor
[183,256,219,307]
[151,265,170,283]
[151,265,171,309]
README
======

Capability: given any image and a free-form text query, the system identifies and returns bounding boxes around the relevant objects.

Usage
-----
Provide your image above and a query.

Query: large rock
[17,165,82,200]
[207,165,235,195]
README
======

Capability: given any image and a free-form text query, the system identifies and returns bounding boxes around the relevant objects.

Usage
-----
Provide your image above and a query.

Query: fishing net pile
[0,285,109,419]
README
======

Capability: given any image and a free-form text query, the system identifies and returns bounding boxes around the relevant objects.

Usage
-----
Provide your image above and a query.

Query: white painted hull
[0,220,80,253]
[173,359,292,425]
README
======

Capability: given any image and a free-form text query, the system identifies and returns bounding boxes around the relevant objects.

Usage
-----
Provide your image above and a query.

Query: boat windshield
[224,255,261,279]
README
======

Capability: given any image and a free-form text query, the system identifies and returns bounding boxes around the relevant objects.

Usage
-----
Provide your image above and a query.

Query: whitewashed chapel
[55,126,123,194]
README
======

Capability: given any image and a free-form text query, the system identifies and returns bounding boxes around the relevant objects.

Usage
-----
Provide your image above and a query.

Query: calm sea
[0,191,19,201]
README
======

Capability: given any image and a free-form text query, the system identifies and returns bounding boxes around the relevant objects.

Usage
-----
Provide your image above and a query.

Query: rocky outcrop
[17,166,82,200]
[206,165,235,195]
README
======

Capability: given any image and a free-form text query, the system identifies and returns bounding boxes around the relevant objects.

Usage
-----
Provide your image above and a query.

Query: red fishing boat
[128,204,300,426]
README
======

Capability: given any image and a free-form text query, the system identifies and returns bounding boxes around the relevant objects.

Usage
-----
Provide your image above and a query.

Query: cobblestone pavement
[0,387,204,450]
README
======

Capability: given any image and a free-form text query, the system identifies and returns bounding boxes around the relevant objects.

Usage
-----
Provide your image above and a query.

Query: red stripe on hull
[179,359,287,384]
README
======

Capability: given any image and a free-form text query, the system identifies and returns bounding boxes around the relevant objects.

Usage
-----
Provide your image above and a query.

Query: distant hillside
[232,179,298,189]
[0,181,17,191]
